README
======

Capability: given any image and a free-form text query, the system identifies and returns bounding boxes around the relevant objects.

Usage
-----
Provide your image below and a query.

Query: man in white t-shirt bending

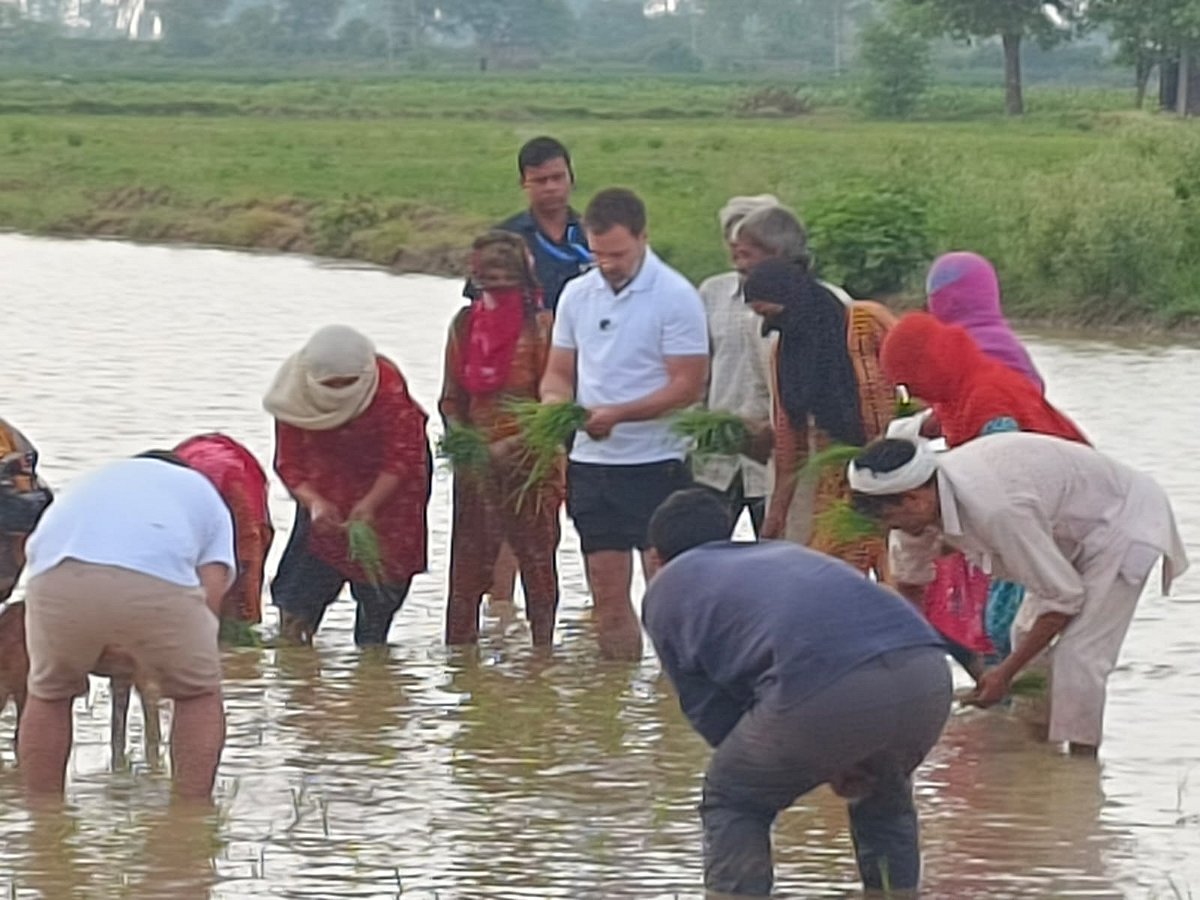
[19,451,236,799]
[541,188,709,660]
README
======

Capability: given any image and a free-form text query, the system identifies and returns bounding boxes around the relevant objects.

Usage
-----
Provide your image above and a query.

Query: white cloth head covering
[847,430,939,495]
[263,325,380,431]
[718,194,781,238]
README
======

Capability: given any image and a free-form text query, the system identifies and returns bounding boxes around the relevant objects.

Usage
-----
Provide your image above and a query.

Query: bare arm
[971,611,1072,706]
[198,562,232,618]
[539,347,577,405]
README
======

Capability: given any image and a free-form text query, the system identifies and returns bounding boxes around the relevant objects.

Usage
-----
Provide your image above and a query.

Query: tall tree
[1092,0,1200,114]
[893,0,1082,115]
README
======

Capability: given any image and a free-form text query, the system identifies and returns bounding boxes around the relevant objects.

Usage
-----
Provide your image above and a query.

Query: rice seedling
[813,498,882,545]
[798,443,863,480]
[506,398,587,508]
[895,384,922,418]
[347,519,385,586]
[1009,670,1048,697]
[671,408,749,460]
[436,422,490,474]
[219,617,264,648]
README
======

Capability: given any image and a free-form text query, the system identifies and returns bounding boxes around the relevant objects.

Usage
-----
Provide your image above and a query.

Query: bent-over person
[19,452,235,799]
[265,325,431,647]
[849,433,1188,756]
[642,488,951,897]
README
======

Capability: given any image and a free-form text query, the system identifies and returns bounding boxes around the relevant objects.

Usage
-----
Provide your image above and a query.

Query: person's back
[939,432,1185,585]
[20,454,235,800]
[641,488,951,896]
[645,541,941,717]
[26,457,232,586]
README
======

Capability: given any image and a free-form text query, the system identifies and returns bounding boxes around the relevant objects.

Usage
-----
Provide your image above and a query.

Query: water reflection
[1,235,1199,898]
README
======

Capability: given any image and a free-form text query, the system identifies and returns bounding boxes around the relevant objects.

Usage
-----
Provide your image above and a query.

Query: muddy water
[0,234,1197,899]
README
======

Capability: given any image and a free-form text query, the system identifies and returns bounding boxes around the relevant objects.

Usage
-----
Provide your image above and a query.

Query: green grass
[0,73,1195,322]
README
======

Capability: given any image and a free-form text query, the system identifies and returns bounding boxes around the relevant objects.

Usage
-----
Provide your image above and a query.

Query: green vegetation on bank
[1,75,1199,324]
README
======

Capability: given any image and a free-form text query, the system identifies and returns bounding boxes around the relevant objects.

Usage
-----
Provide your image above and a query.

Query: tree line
[1,1,1198,116]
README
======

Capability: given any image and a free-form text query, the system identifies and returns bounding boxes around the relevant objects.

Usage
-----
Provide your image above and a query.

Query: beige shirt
[693,271,774,496]
[890,433,1189,616]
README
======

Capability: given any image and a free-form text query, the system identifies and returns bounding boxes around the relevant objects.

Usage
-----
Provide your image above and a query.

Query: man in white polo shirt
[19,451,235,799]
[540,187,709,660]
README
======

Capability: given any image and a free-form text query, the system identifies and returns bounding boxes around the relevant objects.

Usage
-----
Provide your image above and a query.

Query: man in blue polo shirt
[471,137,595,610]
[642,488,952,897]
[541,188,709,661]
[474,135,593,313]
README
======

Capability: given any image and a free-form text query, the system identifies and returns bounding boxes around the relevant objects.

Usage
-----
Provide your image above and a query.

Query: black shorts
[566,459,692,554]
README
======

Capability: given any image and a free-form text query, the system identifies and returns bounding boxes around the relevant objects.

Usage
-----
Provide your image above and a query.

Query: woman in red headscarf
[881,312,1088,665]
[881,312,1085,446]
[174,433,274,626]
[439,231,563,647]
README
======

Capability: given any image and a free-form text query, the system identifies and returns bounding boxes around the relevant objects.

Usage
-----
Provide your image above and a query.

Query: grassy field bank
[2,74,1198,324]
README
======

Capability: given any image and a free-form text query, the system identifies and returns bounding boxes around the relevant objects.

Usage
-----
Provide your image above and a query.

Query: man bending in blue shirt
[642,489,952,897]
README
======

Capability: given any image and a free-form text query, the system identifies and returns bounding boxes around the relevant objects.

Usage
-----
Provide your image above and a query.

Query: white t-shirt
[552,247,709,465]
[26,457,236,588]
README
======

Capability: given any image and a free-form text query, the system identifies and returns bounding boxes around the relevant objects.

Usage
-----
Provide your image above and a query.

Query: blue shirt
[498,209,592,311]
[642,541,943,747]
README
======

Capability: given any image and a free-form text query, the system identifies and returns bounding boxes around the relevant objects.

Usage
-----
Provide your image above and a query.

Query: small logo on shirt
[599,318,613,331]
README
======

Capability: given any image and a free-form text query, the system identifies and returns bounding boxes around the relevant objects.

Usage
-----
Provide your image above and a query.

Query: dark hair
[648,488,732,563]
[848,439,931,518]
[518,136,574,181]
[583,188,647,237]
[744,259,863,446]
[135,449,191,468]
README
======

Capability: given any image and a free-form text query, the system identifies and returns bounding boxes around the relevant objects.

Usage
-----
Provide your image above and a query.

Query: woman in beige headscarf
[265,325,431,646]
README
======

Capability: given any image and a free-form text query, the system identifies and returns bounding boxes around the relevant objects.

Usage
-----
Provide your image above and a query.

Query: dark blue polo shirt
[643,541,944,747]
[498,209,593,311]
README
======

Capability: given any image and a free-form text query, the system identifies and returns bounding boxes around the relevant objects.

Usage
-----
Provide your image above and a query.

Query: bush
[858,19,931,120]
[311,196,383,257]
[807,185,933,298]
[1005,150,1188,322]
[731,86,812,118]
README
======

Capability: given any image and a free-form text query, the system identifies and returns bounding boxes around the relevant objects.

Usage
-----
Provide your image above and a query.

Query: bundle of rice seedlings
[671,408,749,461]
[347,519,385,587]
[814,498,882,545]
[798,443,863,481]
[436,423,490,474]
[505,398,588,508]
[1009,671,1049,697]
[219,618,264,648]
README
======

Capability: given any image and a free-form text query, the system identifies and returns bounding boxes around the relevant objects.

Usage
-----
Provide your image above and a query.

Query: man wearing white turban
[848,433,1188,755]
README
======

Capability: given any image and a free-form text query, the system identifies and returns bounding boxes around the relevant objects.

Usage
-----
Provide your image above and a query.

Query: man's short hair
[849,439,932,518]
[648,488,732,563]
[732,205,811,270]
[518,136,574,181]
[135,449,191,468]
[583,188,647,237]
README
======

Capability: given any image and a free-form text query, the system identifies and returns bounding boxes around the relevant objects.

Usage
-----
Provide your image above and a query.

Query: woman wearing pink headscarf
[926,251,1043,393]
